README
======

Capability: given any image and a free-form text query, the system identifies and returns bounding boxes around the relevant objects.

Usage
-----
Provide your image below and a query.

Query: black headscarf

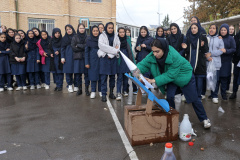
[118,27,127,49]
[18,29,27,42]
[137,26,150,45]
[32,27,41,40]
[0,34,10,51]
[6,28,15,44]
[26,30,38,51]
[104,22,115,46]
[86,25,99,48]
[51,28,62,48]
[155,38,169,74]
[40,30,51,50]
[61,24,76,48]
[186,16,206,37]
[77,24,87,44]
[208,24,218,37]
[168,23,182,49]
[156,27,165,39]
[189,23,201,49]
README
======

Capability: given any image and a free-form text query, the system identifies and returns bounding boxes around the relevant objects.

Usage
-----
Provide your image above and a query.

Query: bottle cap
[188,142,194,146]
[165,143,172,148]
[184,114,189,118]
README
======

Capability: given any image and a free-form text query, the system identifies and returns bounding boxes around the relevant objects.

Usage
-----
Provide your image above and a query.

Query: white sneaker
[23,86,27,90]
[7,87,13,91]
[41,83,46,87]
[0,88,4,92]
[16,87,22,91]
[116,93,122,101]
[68,85,73,93]
[226,90,233,94]
[212,98,218,104]
[74,87,79,92]
[181,95,186,102]
[90,92,96,99]
[36,84,41,89]
[123,91,128,97]
[45,85,50,90]
[201,95,206,100]
[203,119,211,128]
[30,85,35,90]
[99,92,102,97]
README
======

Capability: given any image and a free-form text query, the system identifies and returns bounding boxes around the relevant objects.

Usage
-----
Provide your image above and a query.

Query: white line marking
[106,97,139,160]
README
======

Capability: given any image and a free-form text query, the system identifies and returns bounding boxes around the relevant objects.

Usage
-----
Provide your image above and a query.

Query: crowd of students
[0,16,240,124]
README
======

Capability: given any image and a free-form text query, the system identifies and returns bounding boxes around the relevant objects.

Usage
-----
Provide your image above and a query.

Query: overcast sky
[116,0,191,28]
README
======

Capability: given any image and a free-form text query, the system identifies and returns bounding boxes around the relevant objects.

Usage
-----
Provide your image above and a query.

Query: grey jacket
[207,35,225,70]
[97,31,120,58]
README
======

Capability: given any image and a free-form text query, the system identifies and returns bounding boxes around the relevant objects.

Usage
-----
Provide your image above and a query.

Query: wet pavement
[0,80,240,160]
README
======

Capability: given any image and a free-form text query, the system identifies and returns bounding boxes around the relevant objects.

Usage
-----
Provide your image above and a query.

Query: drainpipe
[15,0,19,29]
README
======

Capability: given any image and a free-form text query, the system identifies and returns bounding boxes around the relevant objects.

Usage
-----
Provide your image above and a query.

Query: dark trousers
[66,73,76,86]
[55,73,64,88]
[0,74,12,88]
[117,73,129,93]
[202,77,206,95]
[195,75,205,100]
[232,64,240,92]
[91,80,101,92]
[29,72,40,86]
[166,75,208,122]
[226,75,231,91]
[100,74,115,96]
[16,74,26,87]
[211,73,228,98]
[75,73,90,87]
[44,72,50,85]
[40,71,45,84]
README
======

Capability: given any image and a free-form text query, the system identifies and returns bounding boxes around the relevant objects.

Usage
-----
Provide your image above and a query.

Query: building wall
[0,0,116,34]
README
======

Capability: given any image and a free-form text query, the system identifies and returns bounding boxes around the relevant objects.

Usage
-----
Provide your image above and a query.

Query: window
[80,0,102,3]
[80,18,89,29]
[28,18,55,35]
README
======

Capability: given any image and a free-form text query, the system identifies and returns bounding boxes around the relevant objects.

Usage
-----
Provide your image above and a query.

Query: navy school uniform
[213,24,236,98]
[61,24,78,86]
[9,40,27,87]
[0,41,12,88]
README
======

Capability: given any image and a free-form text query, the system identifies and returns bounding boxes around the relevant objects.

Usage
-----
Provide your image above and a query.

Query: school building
[0,0,116,35]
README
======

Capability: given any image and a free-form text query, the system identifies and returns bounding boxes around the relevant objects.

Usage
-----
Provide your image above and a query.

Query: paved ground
[0,79,240,160]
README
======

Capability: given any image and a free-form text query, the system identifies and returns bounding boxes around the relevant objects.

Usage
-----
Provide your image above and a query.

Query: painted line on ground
[106,97,139,160]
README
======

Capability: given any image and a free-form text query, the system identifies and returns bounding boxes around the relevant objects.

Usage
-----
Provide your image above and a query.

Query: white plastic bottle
[179,114,192,141]
[160,143,176,160]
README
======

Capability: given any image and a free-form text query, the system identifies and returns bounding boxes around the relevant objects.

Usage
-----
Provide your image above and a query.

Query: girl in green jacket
[136,38,211,128]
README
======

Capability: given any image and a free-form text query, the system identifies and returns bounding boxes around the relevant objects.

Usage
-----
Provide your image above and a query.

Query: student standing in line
[98,23,105,34]
[230,23,240,99]
[71,23,90,96]
[36,31,52,90]
[61,24,76,93]
[184,23,209,101]
[116,27,135,100]
[25,30,41,89]
[18,30,27,42]
[1,25,7,34]
[201,24,224,103]
[6,28,15,44]
[85,25,101,99]
[9,34,27,91]
[0,33,12,91]
[125,28,131,37]
[98,22,120,102]
[167,23,186,56]
[210,24,236,102]
[49,28,64,91]
[136,38,211,128]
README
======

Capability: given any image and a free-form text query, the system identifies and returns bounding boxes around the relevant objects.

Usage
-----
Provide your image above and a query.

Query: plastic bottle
[179,114,192,141]
[160,143,176,160]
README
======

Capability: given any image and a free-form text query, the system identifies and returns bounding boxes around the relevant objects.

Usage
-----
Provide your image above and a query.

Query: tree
[184,0,240,23]
[162,14,171,28]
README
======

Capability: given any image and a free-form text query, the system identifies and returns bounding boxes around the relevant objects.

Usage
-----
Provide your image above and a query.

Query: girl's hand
[0,51,1,53]
[85,65,90,69]
[201,41,204,47]
[145,77,155,83]
[61,58,65,64]
[6,48,10,51]
[15,57,19,61]
[218,36,223,39]
[115,45,119,49]
[37,60,40,63]
[207,57,213,61]
[181,43,187,49]
[55,51,59,55]
[21,57,25,62]
[221,48,226,53]
[51,54,54,58]
[136,46,141,51]
[141,44,146,48]
[25,42,28,50]
[205,52,211,58]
